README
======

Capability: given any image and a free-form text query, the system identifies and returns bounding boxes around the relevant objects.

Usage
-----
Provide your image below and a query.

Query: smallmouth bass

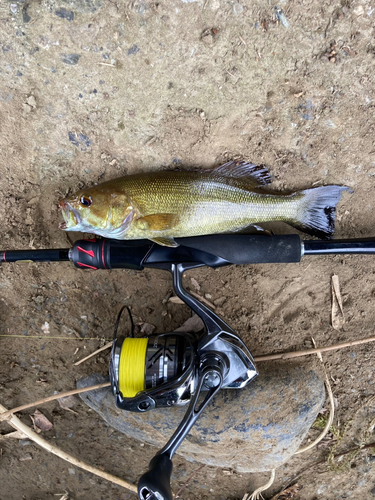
[59,161,350,247]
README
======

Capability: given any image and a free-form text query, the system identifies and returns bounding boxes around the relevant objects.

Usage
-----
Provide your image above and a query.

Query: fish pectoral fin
[135,214,180,246]
[149,237,179,247]
[136,213,180,231]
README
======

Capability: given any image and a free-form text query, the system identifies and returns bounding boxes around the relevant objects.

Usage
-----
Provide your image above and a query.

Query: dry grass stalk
[0,382,111,421]
[254,335,375,362]
[74,342,112,366]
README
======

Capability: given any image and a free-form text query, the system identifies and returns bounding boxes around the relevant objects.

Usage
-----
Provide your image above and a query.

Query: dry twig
[74,342,112,366]
[0,382,111,421]
[189,290,216,309]
[253,335,375,362]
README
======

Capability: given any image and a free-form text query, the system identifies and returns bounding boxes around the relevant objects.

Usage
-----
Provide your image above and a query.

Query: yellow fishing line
[119,338,148,398]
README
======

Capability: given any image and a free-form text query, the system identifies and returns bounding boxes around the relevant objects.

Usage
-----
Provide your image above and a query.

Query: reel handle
[137,364,223,499]
[138,454,173,500]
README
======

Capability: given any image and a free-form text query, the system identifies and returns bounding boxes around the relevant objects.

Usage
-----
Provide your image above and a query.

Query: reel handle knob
[138,454,173,500]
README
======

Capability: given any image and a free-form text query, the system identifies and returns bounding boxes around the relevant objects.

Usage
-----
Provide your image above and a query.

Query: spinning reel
[109,263,258,500]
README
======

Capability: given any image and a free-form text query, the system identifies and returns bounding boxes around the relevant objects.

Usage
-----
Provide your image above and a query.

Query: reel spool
[110,263,258,500]
[111,333,195,412]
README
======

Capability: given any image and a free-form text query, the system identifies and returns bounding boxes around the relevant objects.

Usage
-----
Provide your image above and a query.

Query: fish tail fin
[291,185,351,239]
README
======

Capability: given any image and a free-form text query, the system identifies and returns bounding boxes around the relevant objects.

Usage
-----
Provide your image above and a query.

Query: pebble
[19,439,33,447]
[61,54,81,65]
[213,297,226,307]
[233,2,243,15]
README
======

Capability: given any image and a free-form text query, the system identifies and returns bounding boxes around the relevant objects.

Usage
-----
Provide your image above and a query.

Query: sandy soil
[1,0,375,499]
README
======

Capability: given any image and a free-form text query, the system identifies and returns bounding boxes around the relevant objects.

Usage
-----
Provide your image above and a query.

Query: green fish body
[59,161,350,246]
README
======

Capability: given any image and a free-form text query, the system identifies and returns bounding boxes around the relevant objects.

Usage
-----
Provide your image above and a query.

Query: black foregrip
[138,454,173,500]
[174,234,303,264]
[70,239,154,270]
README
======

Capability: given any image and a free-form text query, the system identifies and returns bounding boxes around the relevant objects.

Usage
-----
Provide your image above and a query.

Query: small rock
[190,278,201,291]
[57,394,79,410]
[168,296,185,305]
[19,439,33,447]
[61,54,81,65]
[68,132,92,152]
[55,8,74,21]
[233,2,243,15]
[41,322,50,334]
[26,95,36,108]
[213,297,226,307]
[22,104,32,113]
[140,322,156,336]
[127,44,140,56]
[201,30,214,45]
[175,314,204,333]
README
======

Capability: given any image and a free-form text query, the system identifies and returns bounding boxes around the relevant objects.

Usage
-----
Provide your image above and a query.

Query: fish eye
[80,195,92,207]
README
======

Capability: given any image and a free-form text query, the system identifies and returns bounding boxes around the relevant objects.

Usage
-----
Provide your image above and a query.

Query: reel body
[110,263,257,500]
[111,331,256,413]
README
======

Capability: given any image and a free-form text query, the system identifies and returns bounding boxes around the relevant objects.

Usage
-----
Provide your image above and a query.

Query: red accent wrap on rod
[77,262,98,270]
[77,246,95,258]
[102,240,106,269]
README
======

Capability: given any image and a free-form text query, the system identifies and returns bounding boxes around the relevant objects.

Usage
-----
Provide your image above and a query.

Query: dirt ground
[1,0,375,499]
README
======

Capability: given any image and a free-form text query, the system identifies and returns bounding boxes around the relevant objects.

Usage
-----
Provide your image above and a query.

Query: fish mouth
[59,199,80,230]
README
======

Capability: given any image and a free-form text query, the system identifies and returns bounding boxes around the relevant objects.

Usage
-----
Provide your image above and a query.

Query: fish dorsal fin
[212,161,272,186]
[135,213,180,232]
[149,237,179,247]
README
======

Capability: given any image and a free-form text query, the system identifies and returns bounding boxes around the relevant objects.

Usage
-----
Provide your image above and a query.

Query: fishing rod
[2,234,375,500]
[1,234,375,269]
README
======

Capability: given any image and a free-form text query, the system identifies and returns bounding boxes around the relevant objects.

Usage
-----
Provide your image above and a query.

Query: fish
[59,161,350,247]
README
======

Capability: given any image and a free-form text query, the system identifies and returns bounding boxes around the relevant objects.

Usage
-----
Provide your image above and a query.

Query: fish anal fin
[212,160,272,186]
[224,224,273,236]
[136,213,180,231]
[149,237,179,247]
